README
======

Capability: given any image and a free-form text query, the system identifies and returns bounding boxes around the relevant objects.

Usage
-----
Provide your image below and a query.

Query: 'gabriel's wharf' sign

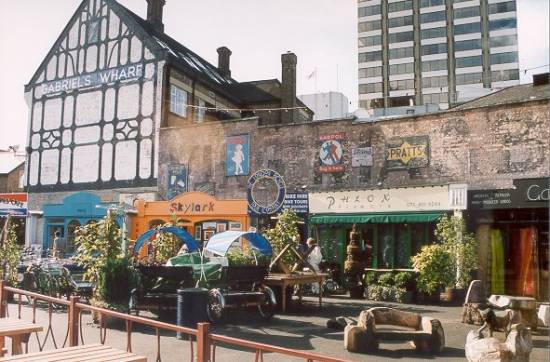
[40,63,146,96]
[385,136,429,170]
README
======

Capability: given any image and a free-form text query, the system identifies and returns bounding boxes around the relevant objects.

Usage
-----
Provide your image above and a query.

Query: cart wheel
[257,286,276,320]
[206,289,225,323]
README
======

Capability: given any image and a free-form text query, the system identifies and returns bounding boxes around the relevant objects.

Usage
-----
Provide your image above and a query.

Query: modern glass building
[358,0,520,109]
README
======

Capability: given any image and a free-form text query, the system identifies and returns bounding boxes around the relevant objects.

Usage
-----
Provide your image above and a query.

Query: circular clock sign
[247,169,286,215]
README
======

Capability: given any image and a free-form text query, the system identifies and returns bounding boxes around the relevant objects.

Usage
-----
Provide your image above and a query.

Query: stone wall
[158,100,550,200]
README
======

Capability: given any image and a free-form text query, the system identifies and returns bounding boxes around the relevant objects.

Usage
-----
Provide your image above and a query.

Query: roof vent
[533,72,549,86]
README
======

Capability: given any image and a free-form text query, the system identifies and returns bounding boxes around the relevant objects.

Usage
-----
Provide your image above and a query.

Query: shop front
[42,192,118,253]
[308,184,467,270]
[468,178,549,300]
[131,192,249,245]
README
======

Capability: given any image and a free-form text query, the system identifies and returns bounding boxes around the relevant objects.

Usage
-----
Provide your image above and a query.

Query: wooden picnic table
[0,318,43,356]
[0,343,147,361]
[265,273,327,313]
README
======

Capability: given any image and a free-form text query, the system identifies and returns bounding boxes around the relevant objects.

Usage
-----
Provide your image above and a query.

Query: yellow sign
[385,136,429,170]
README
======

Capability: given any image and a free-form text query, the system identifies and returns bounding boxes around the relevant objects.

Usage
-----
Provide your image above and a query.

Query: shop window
[377,224,394,268]
[149,219,166,229]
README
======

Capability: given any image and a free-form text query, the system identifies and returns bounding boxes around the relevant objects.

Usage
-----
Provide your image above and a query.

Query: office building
[358,0,520,109]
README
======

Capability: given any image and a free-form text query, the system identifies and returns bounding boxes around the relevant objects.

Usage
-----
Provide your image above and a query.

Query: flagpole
[315,66,318,93]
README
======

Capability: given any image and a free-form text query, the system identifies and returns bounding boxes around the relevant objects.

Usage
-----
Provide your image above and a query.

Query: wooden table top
[266,273,327,282]
[0,319,42,337]
[0,344,147,362]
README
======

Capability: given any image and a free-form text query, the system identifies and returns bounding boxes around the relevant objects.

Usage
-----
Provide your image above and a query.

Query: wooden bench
[0,343,147,361]
[345,307,445,354]
[0,318,43,356]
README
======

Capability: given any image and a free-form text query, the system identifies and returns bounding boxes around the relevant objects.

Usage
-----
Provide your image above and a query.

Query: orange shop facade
[130,192,250,244]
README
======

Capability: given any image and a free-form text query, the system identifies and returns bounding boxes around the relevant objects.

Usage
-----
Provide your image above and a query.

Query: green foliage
[74,211,124,300]
[435,215,478,288]
[394,271,413,290]
[321,239,338,264]
[378,272,394,287]
[364,271,377,285]
[97,258,137,306]
[263,209,301,267]
[412,244,454,294]
[0,222,21,286]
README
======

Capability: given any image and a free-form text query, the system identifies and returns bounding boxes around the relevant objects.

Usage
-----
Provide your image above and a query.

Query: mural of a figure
[232,144,244,175]
[225,135,250,176]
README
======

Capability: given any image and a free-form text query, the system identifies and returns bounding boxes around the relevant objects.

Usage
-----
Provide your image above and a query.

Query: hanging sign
[385,136,429,170]
[351,147,373,167]
[247,169,286,215]
[0,193,27,216]
[319,133,345,173]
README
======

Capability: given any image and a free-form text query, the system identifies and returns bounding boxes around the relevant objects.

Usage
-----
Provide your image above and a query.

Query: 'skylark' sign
[40,63,146,96]
[385,136,429,170]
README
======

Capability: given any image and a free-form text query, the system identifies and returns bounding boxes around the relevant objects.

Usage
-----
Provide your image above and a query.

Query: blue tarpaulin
[133,226,200,254]
[204,231,272,257]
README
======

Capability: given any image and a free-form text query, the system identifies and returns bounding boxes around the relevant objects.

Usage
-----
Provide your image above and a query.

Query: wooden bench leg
[11,335,23,355]
[0,336,5,357]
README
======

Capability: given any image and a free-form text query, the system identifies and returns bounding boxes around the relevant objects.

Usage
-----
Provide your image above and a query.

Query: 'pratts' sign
[40,63,145,96]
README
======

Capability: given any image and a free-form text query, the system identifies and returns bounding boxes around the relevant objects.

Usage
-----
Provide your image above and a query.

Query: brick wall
[158,100,550,200]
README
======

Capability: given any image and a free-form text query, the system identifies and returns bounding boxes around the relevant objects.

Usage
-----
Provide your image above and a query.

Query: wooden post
[0,280,6,318]
[68,295,80,347]
[197,322,211,362]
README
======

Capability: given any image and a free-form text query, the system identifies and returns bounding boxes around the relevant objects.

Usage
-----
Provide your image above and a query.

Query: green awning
[309,212,444,224]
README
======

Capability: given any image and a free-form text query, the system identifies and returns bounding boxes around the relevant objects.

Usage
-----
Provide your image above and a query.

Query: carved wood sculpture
[465,323,532,362]
[269,243,316,275]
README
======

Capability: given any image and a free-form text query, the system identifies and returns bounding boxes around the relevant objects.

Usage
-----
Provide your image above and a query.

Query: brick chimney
[146,0,166,32]
[217,47,232,77]
[281,52,297,123]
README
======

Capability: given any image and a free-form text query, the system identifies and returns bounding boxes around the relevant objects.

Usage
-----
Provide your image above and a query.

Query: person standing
[306,237,322,273]
[52,230,61,259]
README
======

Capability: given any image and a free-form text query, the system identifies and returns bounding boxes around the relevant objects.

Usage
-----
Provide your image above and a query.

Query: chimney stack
[281,52,297,123]
[146,0,166,33]
[217,47,232,77]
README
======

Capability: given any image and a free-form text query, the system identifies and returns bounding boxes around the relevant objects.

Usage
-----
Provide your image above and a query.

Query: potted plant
[412,244,454,304]
[434,215,478,303]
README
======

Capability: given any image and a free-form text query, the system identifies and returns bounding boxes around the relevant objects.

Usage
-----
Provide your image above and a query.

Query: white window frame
[170,85,187,117]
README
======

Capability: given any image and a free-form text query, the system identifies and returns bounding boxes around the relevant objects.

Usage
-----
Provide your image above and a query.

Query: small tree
[412,244,454,294]
[435,215,478,289]
[154,214,180,264]
[0,217,21,286]
[263,209,301,267]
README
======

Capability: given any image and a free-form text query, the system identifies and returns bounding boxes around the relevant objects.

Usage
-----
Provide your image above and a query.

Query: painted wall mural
[25,0,161,192]
[167,164,188,200]
[225,134,250,176]
[319,133,345,173]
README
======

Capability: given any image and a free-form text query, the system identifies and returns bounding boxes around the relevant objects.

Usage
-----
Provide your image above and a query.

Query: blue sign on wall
[283,192,309,214]
[247,169,286,216]
[226,135,250,176]
[167,164,188,200]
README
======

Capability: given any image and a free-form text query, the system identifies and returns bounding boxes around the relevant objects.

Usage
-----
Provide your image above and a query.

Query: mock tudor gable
[24,0,164,192]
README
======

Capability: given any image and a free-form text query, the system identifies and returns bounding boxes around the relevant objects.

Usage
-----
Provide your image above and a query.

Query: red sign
[0,193,27,216]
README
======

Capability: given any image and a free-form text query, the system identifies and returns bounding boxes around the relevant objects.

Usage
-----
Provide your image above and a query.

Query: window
[454,38,482,52]
[421,11,446,23]
[358,5,381,17]
[359,83,383,93]
[170,85,187,117]
[389,15,413,28]
[421,27,446,39]
[454,22,481,35]
[490,52,518,65]
[420,0,445,7]
[421,43,447,55]
[422,58,448,72]
[389,31,414,43]
[390,46,414,59]
[359,51,382,62]
[454,6,480,19]
[359,20,382,32]
[489,18,517,31]
[422,75,448,88]
[388,1,413,12]
[456,55,482,68]
[389,79,414,91]
[423,92,448,104]
[194,99,206,123]
[359,35,382,47]
[359,66,383,78]
[87,20,100,44]
[456,72,483,85]
[490,35,517,48]
[489,1,516,14]
[491,69,520,82]
[390,62,414,75]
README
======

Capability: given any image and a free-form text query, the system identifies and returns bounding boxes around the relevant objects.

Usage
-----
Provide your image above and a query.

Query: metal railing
[0,280,349,362]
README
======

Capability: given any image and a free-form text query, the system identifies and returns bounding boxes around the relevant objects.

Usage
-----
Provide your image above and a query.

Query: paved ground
[3,295,549,361]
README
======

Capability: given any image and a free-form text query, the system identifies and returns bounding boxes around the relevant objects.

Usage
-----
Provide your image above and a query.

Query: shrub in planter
[412,244,454,296]
[97,258,138,308]
[0,221,21,287]
[378,272,394,287]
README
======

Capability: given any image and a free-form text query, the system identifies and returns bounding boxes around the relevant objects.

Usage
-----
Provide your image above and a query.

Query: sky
[0,0,548,150]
